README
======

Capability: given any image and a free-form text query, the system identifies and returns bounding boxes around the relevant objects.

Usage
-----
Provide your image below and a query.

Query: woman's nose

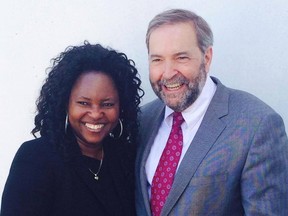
[88,106,103,119]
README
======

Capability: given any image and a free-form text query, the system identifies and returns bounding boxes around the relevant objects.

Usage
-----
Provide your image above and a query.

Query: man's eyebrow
[173,51,190,56]
[149,54,162,58]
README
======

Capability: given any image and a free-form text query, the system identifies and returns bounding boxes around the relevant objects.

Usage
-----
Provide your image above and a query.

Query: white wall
[1,0,287,199]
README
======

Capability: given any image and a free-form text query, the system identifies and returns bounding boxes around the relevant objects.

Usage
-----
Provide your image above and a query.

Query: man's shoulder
[212,76,277,115]
[141,98,164,113]
[139,99,164,126]
[228,88,276,115]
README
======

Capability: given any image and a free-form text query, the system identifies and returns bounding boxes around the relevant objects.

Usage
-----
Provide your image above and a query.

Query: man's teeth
[85,123,104,130]
[165,83,182,89]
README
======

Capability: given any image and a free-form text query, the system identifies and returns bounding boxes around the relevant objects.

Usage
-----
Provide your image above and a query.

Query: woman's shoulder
[20,136,49,148]
[15,137,59,162]
[19,137,52,153]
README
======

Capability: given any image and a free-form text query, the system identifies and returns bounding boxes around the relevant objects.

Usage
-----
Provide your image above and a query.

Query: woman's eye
[77,101,89,106]
[103,103,114,107]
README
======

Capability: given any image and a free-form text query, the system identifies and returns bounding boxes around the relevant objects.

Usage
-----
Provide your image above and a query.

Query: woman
[1,42,144,215]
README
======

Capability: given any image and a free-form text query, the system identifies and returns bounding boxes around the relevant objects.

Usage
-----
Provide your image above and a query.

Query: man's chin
[162,97,183,112]
[161,92,198,112]
[155,90,190,111]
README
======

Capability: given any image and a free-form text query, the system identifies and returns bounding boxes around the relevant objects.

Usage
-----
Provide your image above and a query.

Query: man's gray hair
[146,9,214,54]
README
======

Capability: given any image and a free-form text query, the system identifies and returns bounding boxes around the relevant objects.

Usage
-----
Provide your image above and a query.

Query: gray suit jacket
[136,77,288,216]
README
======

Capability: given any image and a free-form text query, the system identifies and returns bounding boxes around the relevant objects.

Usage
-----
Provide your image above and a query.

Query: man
[136,9,288,216]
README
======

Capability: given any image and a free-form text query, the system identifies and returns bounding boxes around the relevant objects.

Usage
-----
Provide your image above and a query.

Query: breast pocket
[176,173,229,214]
[189,173,228,186]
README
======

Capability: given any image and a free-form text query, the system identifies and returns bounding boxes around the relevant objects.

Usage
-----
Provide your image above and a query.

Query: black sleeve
[1,140,56,216]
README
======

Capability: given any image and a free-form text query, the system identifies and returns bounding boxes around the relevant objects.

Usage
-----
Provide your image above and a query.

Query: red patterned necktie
[150,112,184,216]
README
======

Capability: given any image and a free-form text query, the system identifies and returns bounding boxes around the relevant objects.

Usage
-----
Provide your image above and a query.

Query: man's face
[148,22,212,112]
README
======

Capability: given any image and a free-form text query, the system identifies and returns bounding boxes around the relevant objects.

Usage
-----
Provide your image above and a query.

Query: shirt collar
[164,76,217,127]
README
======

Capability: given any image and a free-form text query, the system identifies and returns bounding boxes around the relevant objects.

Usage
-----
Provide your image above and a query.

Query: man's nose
[162,61,177,80]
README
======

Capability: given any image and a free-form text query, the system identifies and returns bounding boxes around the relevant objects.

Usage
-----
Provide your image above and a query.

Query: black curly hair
[32,41,144,159]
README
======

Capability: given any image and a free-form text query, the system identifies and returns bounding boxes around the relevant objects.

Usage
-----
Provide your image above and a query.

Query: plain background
[1,0,287,202]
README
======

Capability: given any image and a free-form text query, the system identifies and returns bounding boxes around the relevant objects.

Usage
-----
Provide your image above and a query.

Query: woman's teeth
[85,123,104,130]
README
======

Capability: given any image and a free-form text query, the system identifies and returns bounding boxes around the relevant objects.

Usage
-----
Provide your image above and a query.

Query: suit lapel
[139,100,166,216]
[162,78,229,215]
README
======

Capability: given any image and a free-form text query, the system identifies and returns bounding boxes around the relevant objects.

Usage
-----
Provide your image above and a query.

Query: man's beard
[151,62,207,112]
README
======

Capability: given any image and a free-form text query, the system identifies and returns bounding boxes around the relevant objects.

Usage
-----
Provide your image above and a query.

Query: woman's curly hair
[32,41,144,158]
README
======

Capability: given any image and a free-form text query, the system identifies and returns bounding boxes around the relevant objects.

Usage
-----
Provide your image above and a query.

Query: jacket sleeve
[1,140,56,216]
[241,112,288,215]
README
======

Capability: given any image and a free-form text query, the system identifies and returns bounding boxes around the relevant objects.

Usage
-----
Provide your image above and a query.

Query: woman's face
[68,71,119,155]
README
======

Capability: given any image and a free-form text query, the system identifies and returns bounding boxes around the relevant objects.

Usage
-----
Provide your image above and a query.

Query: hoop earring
[65,114,69,134]
[109,119,123,139]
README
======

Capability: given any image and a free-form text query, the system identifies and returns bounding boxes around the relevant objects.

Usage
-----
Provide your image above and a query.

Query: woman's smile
[84,122,105,132]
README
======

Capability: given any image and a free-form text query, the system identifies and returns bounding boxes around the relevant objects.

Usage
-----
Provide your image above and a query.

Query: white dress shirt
[145,76,217,197]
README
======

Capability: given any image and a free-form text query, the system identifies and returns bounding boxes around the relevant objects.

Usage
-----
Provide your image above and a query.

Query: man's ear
[204,46,213,73]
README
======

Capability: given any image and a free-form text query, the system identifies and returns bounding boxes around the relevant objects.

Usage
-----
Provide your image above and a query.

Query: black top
[81,155,124,214]
[1,137,136,216]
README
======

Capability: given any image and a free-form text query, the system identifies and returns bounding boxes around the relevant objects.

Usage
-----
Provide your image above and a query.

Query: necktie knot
[172,112,184,128]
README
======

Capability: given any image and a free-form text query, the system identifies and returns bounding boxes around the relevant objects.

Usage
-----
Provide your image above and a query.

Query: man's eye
[178,56,188,60]
[151,58,161,62]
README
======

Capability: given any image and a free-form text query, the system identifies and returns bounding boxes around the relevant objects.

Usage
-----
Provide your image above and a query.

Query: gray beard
[152,62,207,112]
